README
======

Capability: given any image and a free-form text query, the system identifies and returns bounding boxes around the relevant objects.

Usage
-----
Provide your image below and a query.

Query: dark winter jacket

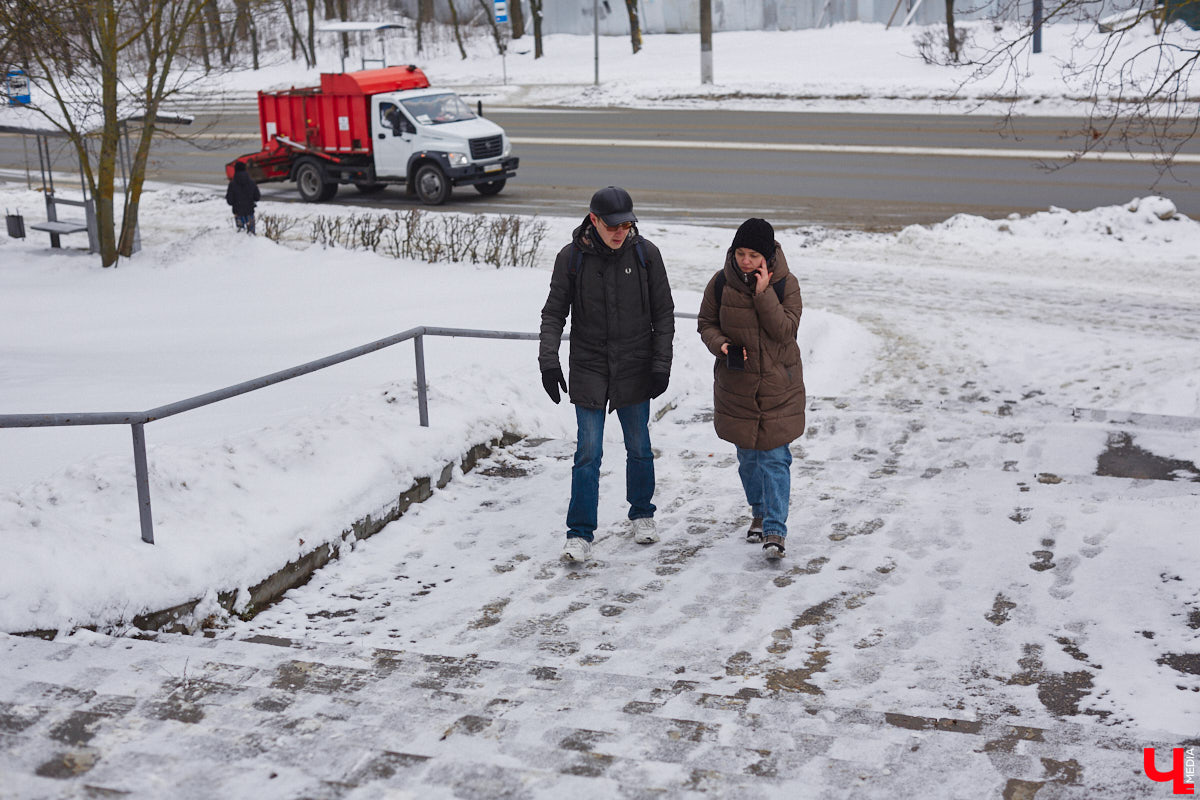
[697,244,806,451]
[540,217,674,411]
[225,172,261,216]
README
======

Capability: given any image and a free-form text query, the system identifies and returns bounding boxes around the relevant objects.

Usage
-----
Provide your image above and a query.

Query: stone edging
[17,431,524,639]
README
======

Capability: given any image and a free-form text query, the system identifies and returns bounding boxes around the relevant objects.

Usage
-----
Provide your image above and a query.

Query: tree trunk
[531,0,543,58]
[945,0,958,62]
[204,0,227,65]
[447,0,468,59]
[94,0,121,266]
[337,0,350,61]
[417,0,434,53]
[197,13,211,71]
[249,13,259,70]
[625,0,642,54]
[510,0,525,39]
[306,0,317,69]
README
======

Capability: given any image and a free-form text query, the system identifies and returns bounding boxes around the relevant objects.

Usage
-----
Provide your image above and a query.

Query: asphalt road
[4,105,1199,230]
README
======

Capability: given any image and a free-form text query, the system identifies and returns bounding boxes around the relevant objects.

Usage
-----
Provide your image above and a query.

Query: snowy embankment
[184,21,1200,117]
[1,182,1197,646]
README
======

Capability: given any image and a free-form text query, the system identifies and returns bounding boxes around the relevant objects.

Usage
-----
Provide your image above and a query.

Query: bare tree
[203,0,228,65]
[624,0,642,54]
[0,0,207,266]
[447,0,469,59]
[280,0,316,66]
[957,0,1200,167]
[477,0,507,55]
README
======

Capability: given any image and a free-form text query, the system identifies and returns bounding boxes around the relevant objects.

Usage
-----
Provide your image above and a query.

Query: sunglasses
[595,217,634,232]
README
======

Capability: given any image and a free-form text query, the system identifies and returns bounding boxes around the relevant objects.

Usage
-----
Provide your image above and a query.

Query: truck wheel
[473,180,506,196]
[354,182,387,195]
[296,160,338,203]
[414,164,451,205]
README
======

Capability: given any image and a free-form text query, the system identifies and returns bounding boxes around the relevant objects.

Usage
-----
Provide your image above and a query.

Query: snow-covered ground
[145,20,1200,116]
[1,175,1198,741]
[1,23,1198,794]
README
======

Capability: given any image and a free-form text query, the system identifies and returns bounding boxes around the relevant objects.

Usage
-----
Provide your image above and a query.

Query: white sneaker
[631,517,659,544]
[561,537,592,562]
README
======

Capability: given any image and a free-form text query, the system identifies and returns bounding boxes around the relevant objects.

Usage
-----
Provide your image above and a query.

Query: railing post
[131,423,155,544]
[414,334,429,427]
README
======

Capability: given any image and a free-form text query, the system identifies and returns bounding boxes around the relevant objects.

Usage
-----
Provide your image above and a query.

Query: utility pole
[700,0,713,84]
[594,0,600,85]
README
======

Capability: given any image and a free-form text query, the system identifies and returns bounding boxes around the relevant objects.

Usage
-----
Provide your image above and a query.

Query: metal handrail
[0,318,698,545]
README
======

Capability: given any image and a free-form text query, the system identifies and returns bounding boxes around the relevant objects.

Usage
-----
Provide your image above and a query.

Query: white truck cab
[373,89,515,204]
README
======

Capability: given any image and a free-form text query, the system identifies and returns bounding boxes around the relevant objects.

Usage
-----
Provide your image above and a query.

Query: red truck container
[256,66,429,156]
[226,65,518,205]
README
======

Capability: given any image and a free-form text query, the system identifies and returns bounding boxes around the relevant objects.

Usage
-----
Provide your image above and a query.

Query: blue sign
[494,0,507,22]
[6,69,30,106]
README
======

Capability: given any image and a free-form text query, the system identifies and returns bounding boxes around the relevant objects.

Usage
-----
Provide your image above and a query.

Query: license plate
[484,164,502,173]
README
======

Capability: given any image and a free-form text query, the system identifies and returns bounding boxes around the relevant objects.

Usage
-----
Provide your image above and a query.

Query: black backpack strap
[569,243,583,276]
[567,243,583,304]
[634,239,648,271]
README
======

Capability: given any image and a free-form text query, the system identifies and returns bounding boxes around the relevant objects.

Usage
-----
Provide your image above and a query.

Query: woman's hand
[754,265,770,295]
[720,342,729,355]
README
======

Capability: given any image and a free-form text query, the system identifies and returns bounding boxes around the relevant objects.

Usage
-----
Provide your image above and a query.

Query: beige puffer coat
[697,244,806,451]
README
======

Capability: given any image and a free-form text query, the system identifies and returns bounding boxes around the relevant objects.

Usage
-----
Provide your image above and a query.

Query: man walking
[539,186,675,562]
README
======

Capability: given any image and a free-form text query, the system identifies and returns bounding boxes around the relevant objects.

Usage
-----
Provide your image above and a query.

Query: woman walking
[697,218,806,559]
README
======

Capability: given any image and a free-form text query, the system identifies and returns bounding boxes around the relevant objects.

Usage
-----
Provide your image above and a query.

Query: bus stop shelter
[314,21,407,73]
[0,112,191,257]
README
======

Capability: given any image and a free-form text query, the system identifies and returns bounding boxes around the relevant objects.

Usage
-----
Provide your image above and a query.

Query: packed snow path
[4,386,1193,797]
[2,199,1198,797]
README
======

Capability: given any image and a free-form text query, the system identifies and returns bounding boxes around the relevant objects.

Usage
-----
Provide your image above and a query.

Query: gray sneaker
[763,533,785,560]
[632,517,659,544]
[561,537,592,562]
[746,516,764,543]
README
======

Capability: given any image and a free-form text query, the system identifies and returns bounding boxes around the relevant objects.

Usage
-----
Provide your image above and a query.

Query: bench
[30,219,90,248]
[30,219,89,234]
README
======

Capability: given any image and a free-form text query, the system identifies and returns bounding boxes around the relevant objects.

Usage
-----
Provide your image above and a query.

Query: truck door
[373,99,416,180]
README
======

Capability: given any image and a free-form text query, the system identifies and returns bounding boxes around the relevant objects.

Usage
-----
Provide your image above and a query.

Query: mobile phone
[727,346,745,371]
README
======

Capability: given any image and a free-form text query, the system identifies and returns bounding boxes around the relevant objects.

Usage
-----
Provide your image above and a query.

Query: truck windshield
[400,93,476,126]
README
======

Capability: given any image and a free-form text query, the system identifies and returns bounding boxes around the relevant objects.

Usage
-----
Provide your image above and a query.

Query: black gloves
[542,367,567,404]
[649,372,669,399]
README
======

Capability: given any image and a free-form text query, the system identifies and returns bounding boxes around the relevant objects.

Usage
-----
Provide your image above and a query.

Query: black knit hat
[589,186,637,226]
[731,218,775,261]
[234,161,247,173]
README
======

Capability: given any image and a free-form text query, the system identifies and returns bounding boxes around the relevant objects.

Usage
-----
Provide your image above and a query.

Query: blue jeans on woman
[566,400,655,542]
[736,444,792,538]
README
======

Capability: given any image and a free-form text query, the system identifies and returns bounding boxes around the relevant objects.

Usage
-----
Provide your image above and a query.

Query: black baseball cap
[589,186,637,226]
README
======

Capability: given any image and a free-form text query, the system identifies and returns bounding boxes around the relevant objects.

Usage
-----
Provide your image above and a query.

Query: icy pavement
[2,198,1199,796]
[2,382,1197,797]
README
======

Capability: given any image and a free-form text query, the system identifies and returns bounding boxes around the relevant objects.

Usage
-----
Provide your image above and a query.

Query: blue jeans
[566,401,655,542]
[736,444,792,538]
[234,214,256,234]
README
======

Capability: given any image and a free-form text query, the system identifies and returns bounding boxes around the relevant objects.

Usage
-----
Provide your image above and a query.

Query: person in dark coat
[697,218,805,560]
[225,161,261,234]
[539,186,675,563]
